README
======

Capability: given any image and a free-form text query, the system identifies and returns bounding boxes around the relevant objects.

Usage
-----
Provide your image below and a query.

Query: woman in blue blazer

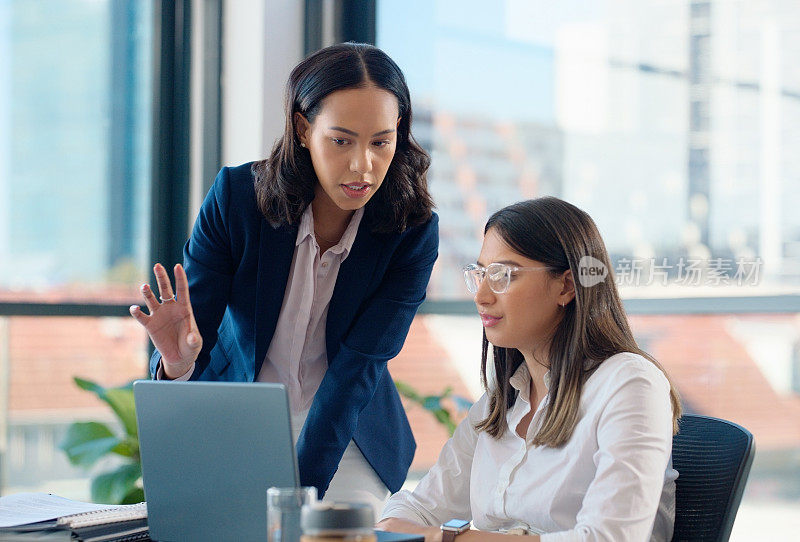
[130,43,438,505]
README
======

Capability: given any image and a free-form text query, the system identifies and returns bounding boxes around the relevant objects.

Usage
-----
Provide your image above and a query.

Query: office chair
[671,414,755,542]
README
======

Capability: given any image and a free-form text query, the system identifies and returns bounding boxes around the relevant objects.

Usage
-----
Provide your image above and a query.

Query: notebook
[57,503,147,529]
[0,493,148,541]
[134,380,298,541]
[59,503,148,542]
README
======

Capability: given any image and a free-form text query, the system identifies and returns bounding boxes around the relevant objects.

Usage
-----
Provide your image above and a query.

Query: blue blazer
[149,162,439,495]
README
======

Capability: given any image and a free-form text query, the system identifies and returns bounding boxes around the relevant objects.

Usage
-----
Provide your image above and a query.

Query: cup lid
[301,502,374,532]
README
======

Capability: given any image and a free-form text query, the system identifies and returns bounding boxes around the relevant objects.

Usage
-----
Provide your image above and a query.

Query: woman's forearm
[376,518,440,541]
[458,531,539,541]
[377,518,540,542]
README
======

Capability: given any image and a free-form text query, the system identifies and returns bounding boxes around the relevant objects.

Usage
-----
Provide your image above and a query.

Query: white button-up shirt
[161,204,363,414]
[381,352,677,542]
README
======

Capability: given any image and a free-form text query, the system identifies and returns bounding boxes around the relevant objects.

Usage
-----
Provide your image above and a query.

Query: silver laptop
[134,380,298,541]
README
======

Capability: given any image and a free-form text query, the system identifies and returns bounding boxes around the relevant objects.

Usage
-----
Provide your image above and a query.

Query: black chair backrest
[671,414,755,542]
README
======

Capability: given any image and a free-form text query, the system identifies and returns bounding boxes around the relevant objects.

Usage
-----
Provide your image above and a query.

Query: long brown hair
[252,42,433,233]
[475,198,681,445]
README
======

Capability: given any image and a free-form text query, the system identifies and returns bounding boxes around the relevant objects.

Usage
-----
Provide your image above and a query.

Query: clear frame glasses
[463,263,554,294]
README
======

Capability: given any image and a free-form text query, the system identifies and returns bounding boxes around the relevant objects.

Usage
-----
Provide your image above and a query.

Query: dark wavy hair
[475,197,682,445]
[252,42,433,233]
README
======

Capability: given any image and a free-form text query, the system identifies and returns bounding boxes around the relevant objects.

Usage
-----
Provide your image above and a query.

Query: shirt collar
[297,204,364,257]
[509,363,551,404]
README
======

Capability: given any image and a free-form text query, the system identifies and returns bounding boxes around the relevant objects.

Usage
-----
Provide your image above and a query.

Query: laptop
[135,380,424,542]
[134,380,298,541]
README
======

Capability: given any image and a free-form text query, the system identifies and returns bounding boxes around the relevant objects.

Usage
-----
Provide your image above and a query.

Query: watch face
[442,519,470,531]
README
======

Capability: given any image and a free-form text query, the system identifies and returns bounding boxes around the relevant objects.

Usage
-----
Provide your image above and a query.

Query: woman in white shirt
[378,197,682,541]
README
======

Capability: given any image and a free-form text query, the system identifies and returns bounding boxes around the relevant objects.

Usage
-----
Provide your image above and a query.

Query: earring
[300,142,307,148]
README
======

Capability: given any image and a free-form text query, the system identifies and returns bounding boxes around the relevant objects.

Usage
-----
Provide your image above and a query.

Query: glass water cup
[267,486,318,542]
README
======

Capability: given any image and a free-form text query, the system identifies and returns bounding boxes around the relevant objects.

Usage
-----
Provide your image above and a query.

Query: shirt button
[321,262,329,267]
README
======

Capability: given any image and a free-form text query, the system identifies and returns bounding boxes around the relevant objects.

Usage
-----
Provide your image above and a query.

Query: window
[0,0,154,496]
[0,0,152,296]
[376,1,800,538]
[378,0,800,301]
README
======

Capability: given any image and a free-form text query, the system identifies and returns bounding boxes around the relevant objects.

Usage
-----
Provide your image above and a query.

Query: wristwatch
[441,519,470,542]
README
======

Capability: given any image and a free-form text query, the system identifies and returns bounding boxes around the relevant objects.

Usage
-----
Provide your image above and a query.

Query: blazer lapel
[326,221,384,360]
[254,219,298,378]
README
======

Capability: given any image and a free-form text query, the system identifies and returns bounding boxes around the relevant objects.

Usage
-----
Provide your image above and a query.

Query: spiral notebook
[57,502,147,530]
[59,502,147,542]
[0,493,147,541]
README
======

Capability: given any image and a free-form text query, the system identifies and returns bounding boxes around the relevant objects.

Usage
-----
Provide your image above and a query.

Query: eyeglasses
[463,263,553,294]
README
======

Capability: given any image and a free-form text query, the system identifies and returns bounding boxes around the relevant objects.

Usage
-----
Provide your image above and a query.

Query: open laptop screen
[134,380,298,541]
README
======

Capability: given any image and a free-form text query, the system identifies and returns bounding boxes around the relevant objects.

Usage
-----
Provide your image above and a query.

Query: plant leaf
[73,377,138,438]
[433,409,457,436]
[394,380,421,402]
[433,408,450,425]
[59,422,121,467]
[120,380,136,391]
[74,376,106,395]
[103,388,138,438]
[452,395,474,412]
[120,487,145,505]
[111,436,139,459]
[91,463,142,504]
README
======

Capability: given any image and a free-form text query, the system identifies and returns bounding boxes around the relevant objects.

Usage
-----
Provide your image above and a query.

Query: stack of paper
[0,493,148,541]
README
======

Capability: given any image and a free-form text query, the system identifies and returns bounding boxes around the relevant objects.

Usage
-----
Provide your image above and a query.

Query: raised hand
[129,263,203,379]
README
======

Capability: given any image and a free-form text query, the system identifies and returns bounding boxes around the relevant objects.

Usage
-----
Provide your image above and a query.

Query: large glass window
[0,0,153,497]
[378,0,800,300]
[378,1,800,538]
[0,0,152,296]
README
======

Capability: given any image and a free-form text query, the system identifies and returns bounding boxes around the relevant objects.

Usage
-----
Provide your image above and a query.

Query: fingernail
[129,305,138,313]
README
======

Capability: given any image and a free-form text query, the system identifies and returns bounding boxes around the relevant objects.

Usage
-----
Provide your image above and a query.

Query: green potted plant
[59,377,143,504]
